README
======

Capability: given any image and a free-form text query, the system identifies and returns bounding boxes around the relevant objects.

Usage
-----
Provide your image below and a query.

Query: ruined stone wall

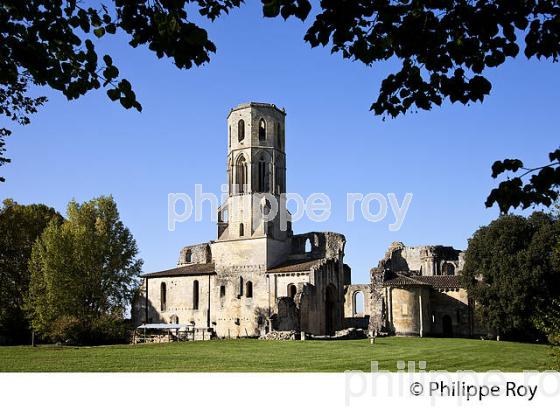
[301,259,345,335]
[178,243,212,266]
[343,284,371,329]
[378,242,464,276]
[289,232,346,261]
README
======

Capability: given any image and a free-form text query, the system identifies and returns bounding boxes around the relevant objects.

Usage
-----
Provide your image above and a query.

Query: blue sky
[2,3,558,284]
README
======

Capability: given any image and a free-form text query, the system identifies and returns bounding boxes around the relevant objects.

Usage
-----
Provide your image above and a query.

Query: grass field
[0,337,557,372]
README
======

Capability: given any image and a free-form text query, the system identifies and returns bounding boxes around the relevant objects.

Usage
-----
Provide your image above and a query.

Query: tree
[26,196,142,344]
[0,199,62,344]
[486,148,560,214]
[461,212,560,340]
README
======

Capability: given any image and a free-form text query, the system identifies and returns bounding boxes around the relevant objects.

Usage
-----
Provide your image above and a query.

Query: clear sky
[2,3,558,284]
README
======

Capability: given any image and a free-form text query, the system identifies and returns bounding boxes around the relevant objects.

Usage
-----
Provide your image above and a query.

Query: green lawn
[0,337,557,372]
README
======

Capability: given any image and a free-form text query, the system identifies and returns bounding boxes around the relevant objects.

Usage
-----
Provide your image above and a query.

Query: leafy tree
[0,199,62,344]
[486,148,560,214]
[26,196,142,344]
[461,212,560,340]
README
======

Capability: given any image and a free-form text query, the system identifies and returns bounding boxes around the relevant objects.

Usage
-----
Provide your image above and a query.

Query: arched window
[442,262,455,276]
[288,284,297,299]
[238,119,245,142]
[246,281,253,298]
[160,282,167,311]
[170,314,179,324]
[193,280,199,310]
[305,238,312,253]
[239,223,244,237]
[185,249,192,263]
[259,118,266,141]
[257,158,269,192]
[236,155,247,193]
[353,291,365,317]
[220,285,226,298]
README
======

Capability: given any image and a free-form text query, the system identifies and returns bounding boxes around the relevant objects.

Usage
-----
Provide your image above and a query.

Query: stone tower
[217,102,290,241]
[213,102,292,269]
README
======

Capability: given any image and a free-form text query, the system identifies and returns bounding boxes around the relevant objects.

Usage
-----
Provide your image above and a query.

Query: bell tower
[217,102,291,242]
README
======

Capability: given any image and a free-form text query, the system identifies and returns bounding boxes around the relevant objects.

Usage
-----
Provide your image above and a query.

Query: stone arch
[238,119,245,142]
[235,154,247,194]
[245,281,253,298]
[258,118,266,141]
[287,283,297,299]
[352,291,365,317]
[304,238,312,253]
[185,249,192,263]
[441,262,455,275]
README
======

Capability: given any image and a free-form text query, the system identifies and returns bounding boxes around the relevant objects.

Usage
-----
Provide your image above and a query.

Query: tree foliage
[486,148,560,213]
[264,0,560,117]
[26,196,142,344]
[0,199,62,344]
[0,0,241,178]
[461,212,560,340]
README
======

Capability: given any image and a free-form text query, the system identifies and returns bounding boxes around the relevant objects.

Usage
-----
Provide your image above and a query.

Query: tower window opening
[238,119,245,142]
[246,281,253,298]
[258,159,268,192]
[304,238,312,253]
[236,155,247,194]
[185,249,192,263]
[239,223,244,237]
[220,285,226,298]
[259,118,266,141]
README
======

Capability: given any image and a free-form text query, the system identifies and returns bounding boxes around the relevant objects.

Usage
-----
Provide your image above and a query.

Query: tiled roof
[383,275,431,287]
[142,263,216,278]
[267,258,322,273]
[415,275,462,289]
[384,274,463,289]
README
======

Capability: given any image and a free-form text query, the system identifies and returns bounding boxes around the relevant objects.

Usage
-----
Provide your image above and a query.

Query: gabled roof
[142,263,216,278]
[267,258,322,273]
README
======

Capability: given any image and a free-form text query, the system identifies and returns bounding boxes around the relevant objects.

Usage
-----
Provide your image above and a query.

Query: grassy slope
[0,337,556,372]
